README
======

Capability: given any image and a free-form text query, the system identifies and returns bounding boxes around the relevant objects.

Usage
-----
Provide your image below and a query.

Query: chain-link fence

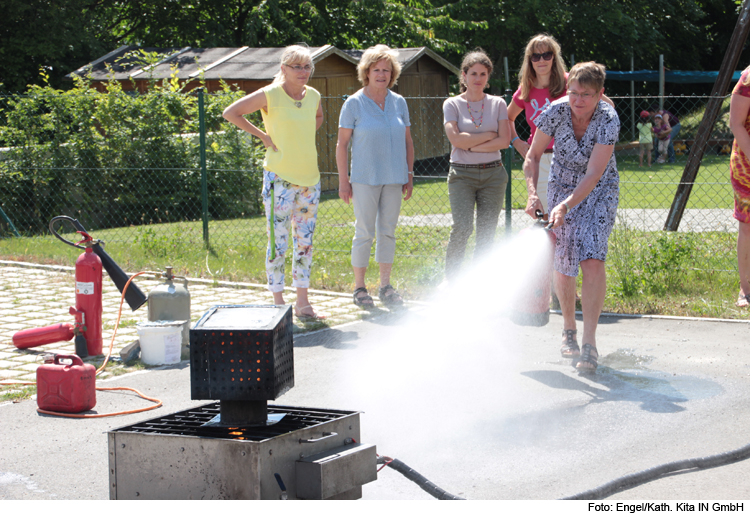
[0,89,736,275]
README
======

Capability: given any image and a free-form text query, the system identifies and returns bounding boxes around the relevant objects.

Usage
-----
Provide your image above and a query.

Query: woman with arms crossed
[223,45,326,320]
[524,62,620,372]
[442,50,510,279]
[336,45,414,307]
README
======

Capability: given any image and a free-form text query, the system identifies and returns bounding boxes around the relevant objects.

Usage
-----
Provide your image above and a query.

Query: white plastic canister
[136,320,186,365]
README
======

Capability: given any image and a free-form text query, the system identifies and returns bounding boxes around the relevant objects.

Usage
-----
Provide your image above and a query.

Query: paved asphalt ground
[1,261,750,519]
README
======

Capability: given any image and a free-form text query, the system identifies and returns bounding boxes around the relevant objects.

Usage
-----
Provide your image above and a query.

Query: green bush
[0,69,264,237]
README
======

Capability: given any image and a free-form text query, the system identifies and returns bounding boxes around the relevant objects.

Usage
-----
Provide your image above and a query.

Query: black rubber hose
[562,440,750,500]
[377,457,466,500]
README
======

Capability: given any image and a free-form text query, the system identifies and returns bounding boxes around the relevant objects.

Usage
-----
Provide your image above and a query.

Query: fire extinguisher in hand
[509,210,557,327]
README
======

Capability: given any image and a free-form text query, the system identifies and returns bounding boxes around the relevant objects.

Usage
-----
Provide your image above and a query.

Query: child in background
[653,113,672,164]
[637,110,652,167]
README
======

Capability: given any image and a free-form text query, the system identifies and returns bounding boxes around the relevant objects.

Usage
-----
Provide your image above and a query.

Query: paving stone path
[0,261,395,391]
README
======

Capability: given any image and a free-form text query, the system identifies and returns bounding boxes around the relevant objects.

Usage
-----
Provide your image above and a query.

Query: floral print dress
[535,97,621,277]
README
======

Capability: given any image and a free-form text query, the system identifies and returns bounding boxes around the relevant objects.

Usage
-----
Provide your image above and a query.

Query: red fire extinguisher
[49,215,149,357]
[12,323,74,349]
[509,211,556,327]
[75,240,103,356]
[12,306,89,358]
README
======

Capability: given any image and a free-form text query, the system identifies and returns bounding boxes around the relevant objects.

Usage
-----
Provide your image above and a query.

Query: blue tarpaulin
[605,70,744,84]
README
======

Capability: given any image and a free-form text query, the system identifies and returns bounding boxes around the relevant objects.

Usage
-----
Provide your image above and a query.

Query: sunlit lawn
[1,153,742,317]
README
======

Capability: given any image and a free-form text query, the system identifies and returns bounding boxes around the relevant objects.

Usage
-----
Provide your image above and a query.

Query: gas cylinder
[148,266,191,360]
[76,247,103,356]
[12,323,74,349]
[509,213,557,327]
[36,354,96,413]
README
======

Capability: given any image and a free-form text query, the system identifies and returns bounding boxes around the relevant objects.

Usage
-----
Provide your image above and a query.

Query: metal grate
[115,402,356,441]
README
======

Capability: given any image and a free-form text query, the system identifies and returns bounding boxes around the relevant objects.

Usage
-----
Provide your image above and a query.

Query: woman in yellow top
[223,45,326,319]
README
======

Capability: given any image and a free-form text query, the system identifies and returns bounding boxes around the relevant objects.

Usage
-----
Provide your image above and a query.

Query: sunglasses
[531,51,554,62]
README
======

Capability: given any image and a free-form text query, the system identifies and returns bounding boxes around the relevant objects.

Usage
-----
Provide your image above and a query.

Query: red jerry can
[36,354,96,413]
[509,214,557,327]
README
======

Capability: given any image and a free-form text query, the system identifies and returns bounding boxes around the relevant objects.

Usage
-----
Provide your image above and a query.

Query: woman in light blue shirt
[336,44,414,307]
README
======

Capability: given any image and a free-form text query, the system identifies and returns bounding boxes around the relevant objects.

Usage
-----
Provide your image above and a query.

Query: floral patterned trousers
[261,170,320,292]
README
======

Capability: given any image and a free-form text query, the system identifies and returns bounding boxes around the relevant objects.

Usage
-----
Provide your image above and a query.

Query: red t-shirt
[512,74,568,149]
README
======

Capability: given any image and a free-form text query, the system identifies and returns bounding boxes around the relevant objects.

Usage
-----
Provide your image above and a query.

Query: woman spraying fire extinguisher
[524,62,620,373]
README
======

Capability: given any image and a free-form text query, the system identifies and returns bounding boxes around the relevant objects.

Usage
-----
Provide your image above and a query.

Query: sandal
[353,287,375,308]
[294,304,327,321]
[379,284,403,306]
[561,329,580,359]
[575,344,599,372]
[736,293,750,308]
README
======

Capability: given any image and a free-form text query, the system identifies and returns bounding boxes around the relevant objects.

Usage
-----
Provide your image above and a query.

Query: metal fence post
[504,89,513,235]
[0,205,21,237]
[198,89,209,246]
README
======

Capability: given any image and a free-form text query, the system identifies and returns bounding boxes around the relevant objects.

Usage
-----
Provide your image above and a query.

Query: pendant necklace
[466,96,484,129]
[367,87,386,110]
[284,84,304,108]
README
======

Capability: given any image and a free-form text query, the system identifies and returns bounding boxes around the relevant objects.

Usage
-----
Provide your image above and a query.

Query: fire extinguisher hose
[561,439,750,500]
[376,456,466,500]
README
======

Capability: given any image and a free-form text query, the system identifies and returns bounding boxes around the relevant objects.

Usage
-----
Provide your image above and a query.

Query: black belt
[450,160,503,169]
[544,148,554,153]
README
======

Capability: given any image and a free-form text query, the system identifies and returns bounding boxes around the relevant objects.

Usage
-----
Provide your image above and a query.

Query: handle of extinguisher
[49,216,90,248]
[535,209,555,230]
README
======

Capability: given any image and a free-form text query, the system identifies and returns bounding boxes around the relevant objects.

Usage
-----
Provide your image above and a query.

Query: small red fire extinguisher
[12,323,74,349]
[509,211,557,327]
[11,306,89,357]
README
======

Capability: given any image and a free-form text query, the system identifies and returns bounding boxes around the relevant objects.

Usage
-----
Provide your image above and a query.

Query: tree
[0,0,115,91]
[434,0,744,91]
[98,0,466,52]
[3,0,746,92]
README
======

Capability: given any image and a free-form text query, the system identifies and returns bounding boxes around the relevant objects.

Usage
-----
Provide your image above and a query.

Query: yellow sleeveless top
[260,84,321,186]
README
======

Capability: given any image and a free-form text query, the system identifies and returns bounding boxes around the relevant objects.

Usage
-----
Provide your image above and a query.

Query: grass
[0,384,36,403]
[0,152,742,319]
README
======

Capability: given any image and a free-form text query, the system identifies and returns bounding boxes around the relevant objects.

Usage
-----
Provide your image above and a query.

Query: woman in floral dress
[524,62,620,372]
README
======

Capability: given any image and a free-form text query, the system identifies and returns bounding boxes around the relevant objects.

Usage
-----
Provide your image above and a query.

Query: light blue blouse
[338,89,411,185]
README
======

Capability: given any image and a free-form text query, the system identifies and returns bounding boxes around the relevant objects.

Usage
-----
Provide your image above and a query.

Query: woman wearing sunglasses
[508,34,568,217]
[523,62,620,373]
[223,45,327,320]
[509,35,613,217]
